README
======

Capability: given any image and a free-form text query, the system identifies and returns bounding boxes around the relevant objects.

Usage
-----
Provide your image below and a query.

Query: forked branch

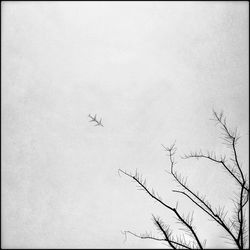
[118,168,203,249]
[162,143,240,248]
[119,110,248,249]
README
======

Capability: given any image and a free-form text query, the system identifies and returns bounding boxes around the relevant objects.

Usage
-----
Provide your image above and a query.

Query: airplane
[88,114,104,127]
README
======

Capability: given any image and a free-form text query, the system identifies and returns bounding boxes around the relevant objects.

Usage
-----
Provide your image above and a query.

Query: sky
[2,1,249,249]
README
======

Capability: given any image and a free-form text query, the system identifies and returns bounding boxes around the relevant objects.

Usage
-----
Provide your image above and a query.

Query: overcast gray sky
[2,1,249,249]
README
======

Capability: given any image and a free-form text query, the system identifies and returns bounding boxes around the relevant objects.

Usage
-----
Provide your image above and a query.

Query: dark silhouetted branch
[118,168,203,249]
[182,152,248,193]
[162,143,240,248]
[122,229,192,249]
[119,110,248,249]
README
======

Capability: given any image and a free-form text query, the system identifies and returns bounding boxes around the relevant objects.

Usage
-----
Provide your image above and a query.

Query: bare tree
[119,110,249,249]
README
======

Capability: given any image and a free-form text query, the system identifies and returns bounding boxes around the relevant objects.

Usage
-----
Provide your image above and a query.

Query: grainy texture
[2,1,249,248]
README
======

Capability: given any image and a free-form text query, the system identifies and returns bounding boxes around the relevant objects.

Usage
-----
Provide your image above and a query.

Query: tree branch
[120,109,248,249]
[212,110,247,190]
[122,229,192,249]
[162,143,240,248]
[118,168,203,249]
[182,152,249,193]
